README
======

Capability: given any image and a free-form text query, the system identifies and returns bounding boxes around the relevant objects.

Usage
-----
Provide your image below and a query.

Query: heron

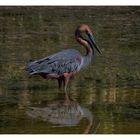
[26,24,101,101]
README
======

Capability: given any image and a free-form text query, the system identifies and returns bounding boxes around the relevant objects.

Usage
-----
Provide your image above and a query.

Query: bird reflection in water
[26,95,94,134]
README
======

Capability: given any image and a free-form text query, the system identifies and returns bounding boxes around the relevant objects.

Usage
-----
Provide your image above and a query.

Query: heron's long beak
[87,32,101,54]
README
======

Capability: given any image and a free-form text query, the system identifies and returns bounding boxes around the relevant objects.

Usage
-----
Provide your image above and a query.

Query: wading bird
[26,24,101,101]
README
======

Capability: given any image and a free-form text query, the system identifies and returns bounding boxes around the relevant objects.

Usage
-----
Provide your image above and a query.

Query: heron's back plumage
[26,49,82,76]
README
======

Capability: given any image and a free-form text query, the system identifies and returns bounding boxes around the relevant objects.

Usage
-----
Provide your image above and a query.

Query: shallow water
[0,6,140,134]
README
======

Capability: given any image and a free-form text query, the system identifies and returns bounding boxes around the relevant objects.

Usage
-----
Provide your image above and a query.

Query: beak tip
[99,51,102,55]
[87,31,102,55]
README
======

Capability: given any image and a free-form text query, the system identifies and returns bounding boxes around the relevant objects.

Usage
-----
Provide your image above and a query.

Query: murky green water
[0,6,140,134]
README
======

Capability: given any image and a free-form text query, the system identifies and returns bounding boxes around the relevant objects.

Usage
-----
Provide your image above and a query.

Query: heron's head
[75,24,101,54]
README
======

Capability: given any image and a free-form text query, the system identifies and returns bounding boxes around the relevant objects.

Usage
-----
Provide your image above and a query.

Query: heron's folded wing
[26,49,82,75]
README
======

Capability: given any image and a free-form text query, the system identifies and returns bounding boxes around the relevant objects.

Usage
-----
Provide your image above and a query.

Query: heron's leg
[58,79,63,89]
[63,72,74,94]
[63,73,71,105]
[64,76,69,94]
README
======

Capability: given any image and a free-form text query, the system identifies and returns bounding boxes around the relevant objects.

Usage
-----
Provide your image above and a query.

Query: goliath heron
[26,24,101,98]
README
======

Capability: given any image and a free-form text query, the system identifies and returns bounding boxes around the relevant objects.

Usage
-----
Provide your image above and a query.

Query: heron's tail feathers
[25,60,38,75]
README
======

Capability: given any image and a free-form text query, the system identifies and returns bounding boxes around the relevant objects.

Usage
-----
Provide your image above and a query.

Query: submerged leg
[64,93,71,105]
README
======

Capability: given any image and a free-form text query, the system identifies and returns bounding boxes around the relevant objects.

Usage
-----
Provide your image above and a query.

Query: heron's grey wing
[26,49,82,75]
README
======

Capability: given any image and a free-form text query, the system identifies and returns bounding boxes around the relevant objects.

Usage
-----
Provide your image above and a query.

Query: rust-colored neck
[75,35,93,69]
[75,35,93,56]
